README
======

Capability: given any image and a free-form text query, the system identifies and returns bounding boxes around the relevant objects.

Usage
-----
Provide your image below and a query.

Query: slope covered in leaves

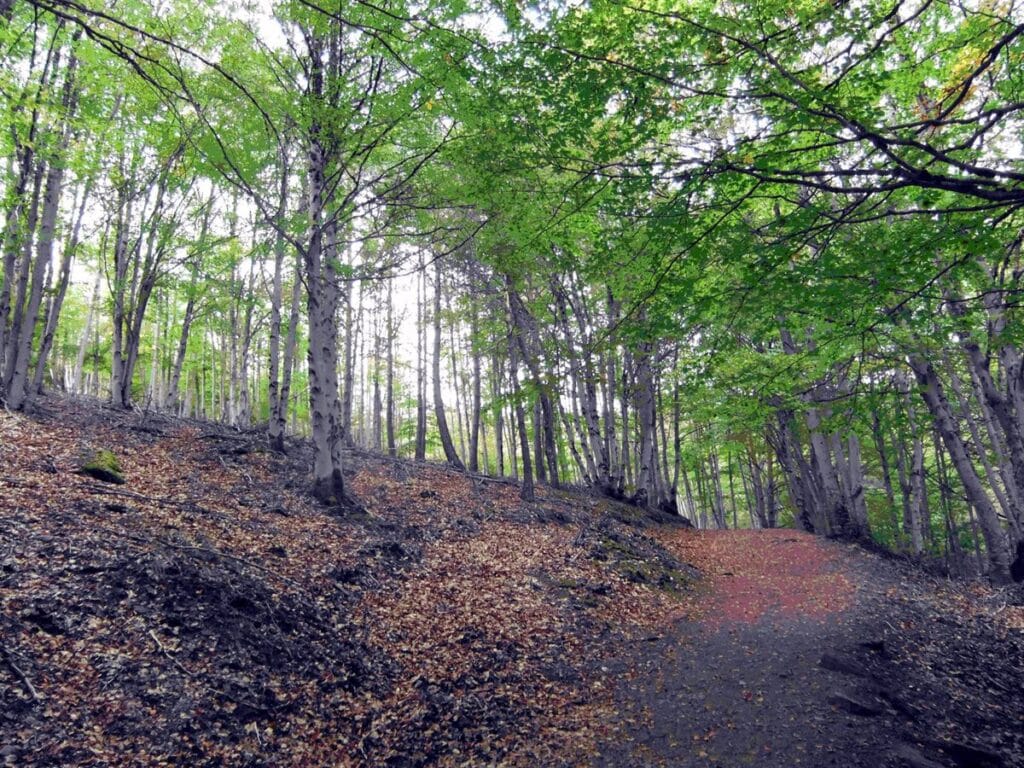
[0,398,695,766]
[2,398,1023,767]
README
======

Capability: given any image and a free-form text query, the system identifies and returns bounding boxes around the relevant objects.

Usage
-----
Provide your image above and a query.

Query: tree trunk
[492,347,504,475]
[372,304,383,452]
[33,176,91,395]
[6,151,68,408]
[237,265,255,426]
[634,340,661,509]
[386,279,397,457]
[0,146,36,399]
[532,398,546,483]
[433,257,464,469]
[341,267,355,446]
[747,444,769,528]
[468,306,481,472]
[414,255,427,460]
[448,316,467,460]
[506,283,559,487]
[507,322,533,502]
[870,410,902,544]
[2,159,45,405]
[72,267,102,395]
[303,50,347,504]
[268,167,289,449]
[908,354,1011,581]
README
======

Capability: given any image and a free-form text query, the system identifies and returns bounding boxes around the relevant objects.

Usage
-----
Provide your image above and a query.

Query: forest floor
[1,397,1023,768]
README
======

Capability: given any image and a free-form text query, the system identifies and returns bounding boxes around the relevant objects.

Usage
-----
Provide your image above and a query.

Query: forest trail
[1,400,1023,768]
[5,2,1024,762]
[598,530,1022,768]
[596,530,892,767]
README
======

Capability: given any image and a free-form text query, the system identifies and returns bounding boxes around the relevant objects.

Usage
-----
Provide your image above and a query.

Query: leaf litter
[2,398,1022,767]
[0,399,691,766]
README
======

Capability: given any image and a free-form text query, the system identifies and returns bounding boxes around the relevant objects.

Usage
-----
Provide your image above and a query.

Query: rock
[890,744,946,768]
[79,448,125,484]
[22,606,65,635]
[827,690,884,716]
[859,638,886,654]
[330,565,364,584]
[535,508,570,524]
[820,652,870,677]
[936,740,1004,768]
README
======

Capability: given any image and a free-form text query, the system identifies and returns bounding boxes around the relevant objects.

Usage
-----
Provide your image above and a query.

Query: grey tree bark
[507,317,534,502]
[33,176,91,395]
[432,258,464,469]
[634,340,662,509]
[268,154,289,449]
[468,304,481,472]
[414,255,427,461]
[303,34,347,505]
[386,279,397,457]
[908,354,1011,581]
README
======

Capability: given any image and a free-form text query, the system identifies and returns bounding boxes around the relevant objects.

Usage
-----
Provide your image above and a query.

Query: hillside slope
[1,399,1023,767]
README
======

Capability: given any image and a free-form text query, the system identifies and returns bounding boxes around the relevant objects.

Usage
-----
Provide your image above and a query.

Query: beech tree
[3,0,1023,579]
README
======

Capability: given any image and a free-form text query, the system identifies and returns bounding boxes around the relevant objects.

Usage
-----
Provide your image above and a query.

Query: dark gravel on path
[594,534,1024,768]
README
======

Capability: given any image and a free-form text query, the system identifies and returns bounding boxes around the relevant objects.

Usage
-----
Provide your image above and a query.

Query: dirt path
[593,530,1019,768]
[2,401,1021,767]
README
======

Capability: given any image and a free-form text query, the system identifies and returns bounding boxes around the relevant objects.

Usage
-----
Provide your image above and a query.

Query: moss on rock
[80,448,125,484]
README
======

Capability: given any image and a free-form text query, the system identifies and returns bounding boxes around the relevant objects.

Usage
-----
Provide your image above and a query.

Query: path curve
[594,530,906,768]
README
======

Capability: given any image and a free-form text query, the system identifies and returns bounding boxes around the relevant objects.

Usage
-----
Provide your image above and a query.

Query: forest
[4,0,1024,577]
[2,1,1024,766]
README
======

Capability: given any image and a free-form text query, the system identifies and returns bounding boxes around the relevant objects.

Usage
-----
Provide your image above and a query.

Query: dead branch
[83,484,201,508]
[82,484,227,519]
[1,646,43,702]
[148,629,193,677]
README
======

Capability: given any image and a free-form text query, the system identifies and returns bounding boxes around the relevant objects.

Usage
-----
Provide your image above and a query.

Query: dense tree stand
[2,1,1024,573]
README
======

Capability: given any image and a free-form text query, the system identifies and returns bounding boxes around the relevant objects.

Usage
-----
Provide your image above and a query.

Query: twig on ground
[85,521,301,589]
[148,629,193,677]
[158,540,300,586]
[145,627,275,715]
[1,646,43,702]
[83,484,208,512]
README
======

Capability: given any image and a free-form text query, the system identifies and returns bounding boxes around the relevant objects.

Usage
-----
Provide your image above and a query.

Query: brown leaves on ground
[869,568,1024,763]
[6,400,1021,768]
[0,400,692,767]
[655,528,856,629]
